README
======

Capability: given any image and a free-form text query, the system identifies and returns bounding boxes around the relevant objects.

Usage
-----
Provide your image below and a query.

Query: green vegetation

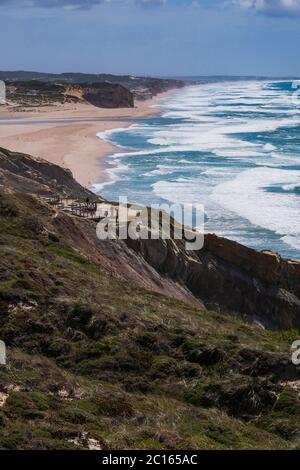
[0,191,299,450]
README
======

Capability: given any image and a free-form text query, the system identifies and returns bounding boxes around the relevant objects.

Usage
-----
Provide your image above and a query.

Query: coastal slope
[0,148,299,450]
[1,147,299,329]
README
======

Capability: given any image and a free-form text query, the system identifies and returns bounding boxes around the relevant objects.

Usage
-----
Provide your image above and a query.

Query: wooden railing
[40,195,118,221]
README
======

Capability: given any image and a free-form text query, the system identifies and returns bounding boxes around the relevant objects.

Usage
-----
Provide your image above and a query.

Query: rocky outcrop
[126,234,300,330]
[82,82,134,108]
[0,147,95,200]
[54,215,300,329]
[52,213,204,309]
[204,234,300,291]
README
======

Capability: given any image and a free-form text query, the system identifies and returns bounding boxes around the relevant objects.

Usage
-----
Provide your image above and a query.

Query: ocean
[92,80,300,261]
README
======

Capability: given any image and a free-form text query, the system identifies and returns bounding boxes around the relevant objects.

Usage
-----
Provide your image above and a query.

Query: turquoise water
[93,80,300,260]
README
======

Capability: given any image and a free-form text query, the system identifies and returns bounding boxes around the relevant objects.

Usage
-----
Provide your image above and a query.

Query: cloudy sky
[0,0,300,76]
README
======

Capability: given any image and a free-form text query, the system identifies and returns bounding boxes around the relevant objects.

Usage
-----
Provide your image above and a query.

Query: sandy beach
[0,91,174,188]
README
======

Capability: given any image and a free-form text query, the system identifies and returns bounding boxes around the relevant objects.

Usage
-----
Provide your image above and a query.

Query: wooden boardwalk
[41,195,119,221]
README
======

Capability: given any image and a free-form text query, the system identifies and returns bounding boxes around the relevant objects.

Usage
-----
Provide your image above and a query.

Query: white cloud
[0,0,106,8]
[235,0,300,16]
[137,0,166,4]
[0,0,167,9]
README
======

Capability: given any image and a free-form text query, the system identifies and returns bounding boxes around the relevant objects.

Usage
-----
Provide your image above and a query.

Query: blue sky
[1,0,300,76]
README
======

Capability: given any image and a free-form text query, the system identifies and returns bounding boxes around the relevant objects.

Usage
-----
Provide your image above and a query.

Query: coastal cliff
[128,234,300,330]
[0,147,95,199]
[2,72,184,109]
[5,80,134,109]
[1,147,299,329]
[82,82,134,108]
[0,148,300,450]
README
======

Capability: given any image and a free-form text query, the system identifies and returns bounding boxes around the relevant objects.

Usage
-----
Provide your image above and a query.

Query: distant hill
[0,71,134,83]
[5,80,134,109]
[0,71,185,101]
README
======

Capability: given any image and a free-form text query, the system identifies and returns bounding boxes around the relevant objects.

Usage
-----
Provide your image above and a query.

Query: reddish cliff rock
[82,82,134,108]
[127,233,300,330]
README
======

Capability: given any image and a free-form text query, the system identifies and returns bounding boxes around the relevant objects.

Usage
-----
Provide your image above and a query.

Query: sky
[1,0,300,76]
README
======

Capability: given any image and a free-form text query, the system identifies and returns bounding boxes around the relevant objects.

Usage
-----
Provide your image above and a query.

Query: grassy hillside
[0,190,299,450]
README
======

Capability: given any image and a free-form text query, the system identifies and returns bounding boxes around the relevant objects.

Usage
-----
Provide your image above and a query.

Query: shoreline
[0,89,178,188]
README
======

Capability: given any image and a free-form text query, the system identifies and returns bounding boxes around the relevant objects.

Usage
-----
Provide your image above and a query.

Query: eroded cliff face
[0,147,96,200]
[126,234,300,330]
[51,212,300,330]
[82,82,134,108]
[5,80,134,109]
[52,212,204,310]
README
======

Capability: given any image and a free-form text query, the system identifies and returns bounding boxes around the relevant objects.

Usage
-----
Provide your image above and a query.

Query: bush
[0,196,19,218]
[4,391,51,420]
[274,388,300,414]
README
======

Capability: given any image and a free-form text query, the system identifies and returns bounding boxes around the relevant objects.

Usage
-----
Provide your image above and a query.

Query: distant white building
[0,341,6,366]
[0,80,6,105]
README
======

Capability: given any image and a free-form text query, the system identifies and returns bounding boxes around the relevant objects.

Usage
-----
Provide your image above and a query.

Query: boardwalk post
[40,195,100,221]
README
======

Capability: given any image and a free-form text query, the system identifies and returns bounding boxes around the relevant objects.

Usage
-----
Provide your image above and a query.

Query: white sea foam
[97,126,135,143]
[90,158,130,193]
[281,236,300,251]
[152,178,205,206]
[211,167,300,245]
[282,183,300,191]
[98,80,300,258]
